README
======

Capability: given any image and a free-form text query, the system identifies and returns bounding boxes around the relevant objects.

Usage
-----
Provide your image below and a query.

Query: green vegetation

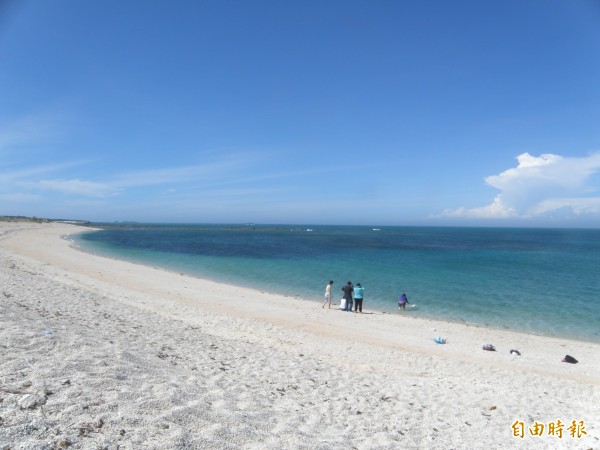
[0,216,89,224]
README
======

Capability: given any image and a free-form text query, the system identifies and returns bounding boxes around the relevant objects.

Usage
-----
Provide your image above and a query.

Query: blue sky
[1,0,600,226]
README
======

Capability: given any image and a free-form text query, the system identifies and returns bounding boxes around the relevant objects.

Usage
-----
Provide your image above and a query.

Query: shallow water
[76,224,600,343]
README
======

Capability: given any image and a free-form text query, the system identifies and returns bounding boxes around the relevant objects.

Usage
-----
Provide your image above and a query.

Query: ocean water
[75,224,600,343]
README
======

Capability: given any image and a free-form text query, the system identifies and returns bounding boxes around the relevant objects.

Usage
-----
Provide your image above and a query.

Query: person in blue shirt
[398,293,409,310]
[354,283,364,313]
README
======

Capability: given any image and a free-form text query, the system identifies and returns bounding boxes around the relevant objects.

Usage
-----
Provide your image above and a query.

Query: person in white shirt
[321,280,334,308]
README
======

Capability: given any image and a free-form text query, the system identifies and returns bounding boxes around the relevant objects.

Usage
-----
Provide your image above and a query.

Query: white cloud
[0,193,43,202]
[0,114,63,154]
[1,153,257,199]
[110,160,246,188]
[36,179,120,197]
[528,197,600,217]
[0,162,88,183]
[442,196,517,219]
[442,152,600,221]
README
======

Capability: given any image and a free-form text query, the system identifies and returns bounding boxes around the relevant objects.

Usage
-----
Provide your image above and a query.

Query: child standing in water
[398,293,409,310]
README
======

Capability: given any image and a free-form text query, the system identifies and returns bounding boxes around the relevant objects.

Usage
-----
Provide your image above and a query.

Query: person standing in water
[322,280,334,309]
[341,281,354,312]
[354,283,364,313]
[398,292,409,310]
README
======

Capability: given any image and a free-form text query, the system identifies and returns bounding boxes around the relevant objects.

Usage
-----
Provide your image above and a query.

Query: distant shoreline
[0,215,90,225]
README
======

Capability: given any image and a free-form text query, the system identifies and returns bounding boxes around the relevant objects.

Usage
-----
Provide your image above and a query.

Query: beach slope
[0,222,598,449]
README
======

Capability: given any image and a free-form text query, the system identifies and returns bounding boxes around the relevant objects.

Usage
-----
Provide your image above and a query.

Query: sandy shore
[0,222,598,449]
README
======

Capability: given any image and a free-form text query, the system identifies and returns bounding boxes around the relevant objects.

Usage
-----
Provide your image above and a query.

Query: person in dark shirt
[341,281,354,312]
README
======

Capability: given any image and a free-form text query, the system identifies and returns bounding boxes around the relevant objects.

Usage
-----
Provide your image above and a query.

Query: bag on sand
[339,298,347,310]
[562,354,578,364]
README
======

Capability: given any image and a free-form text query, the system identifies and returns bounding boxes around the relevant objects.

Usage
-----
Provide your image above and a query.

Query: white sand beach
[1,222,598,449]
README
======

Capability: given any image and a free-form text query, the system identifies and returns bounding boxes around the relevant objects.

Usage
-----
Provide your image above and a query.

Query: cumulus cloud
[442,196,517,219]
[441,152,600,220]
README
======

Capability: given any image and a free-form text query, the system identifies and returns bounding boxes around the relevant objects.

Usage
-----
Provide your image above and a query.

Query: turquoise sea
[75,224,600,343]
